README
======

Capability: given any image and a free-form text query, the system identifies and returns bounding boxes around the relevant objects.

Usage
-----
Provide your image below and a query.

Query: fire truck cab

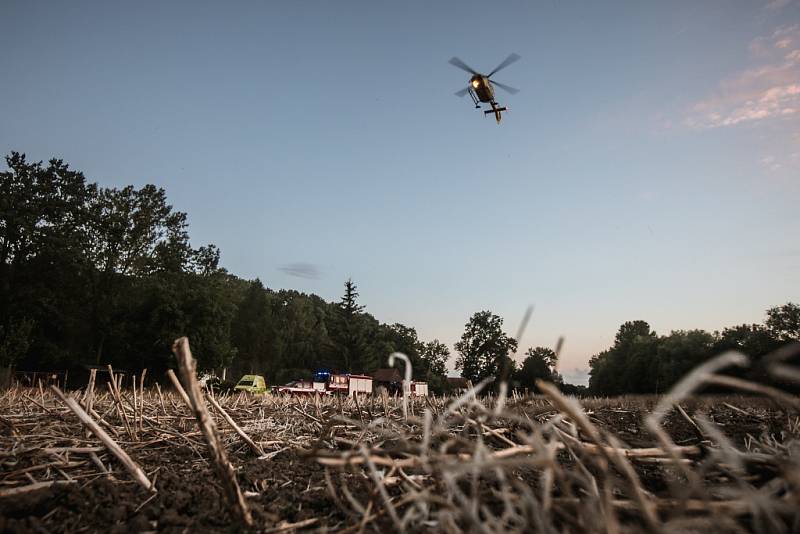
[314,370,372,396]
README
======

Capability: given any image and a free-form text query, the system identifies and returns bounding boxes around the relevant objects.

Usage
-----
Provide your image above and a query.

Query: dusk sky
[2,1,799,384]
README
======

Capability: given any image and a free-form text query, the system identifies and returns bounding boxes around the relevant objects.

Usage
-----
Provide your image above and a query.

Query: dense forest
[0,153,448,388]
[588,303,800,395]
[1,153,797,395]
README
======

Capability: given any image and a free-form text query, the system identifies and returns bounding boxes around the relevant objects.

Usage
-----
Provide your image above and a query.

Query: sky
[2,1,799,385]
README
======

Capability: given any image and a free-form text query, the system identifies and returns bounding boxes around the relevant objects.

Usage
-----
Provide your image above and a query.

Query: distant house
[447,377,472,393]
[372,368,403,394]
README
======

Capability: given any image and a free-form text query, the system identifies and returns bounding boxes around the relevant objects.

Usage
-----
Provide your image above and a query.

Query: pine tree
[340,278,364,317]
[334,278,368,372]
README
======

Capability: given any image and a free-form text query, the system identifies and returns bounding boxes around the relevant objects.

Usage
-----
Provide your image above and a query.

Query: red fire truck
[276,371,373,396]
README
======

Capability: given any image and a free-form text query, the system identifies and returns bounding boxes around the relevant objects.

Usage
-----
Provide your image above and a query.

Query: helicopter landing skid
[468,88,480,108]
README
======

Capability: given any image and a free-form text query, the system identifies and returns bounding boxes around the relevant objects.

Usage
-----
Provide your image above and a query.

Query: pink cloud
[761,155,783,171]
[686,26,800,129]
[765,0,791,9]
[773,24,799,38]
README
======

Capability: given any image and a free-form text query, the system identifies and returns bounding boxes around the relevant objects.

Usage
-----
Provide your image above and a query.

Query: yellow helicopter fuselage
[469,75,495,103]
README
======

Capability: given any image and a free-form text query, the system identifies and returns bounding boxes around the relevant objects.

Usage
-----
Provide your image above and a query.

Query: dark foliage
[0,153,451,391]
[513,346,562,393]
[3,153,797,398]
[454,311,518,386]
[588,305,798,395]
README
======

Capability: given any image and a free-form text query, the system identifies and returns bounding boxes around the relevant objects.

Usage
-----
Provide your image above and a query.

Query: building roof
[372,368,402,383]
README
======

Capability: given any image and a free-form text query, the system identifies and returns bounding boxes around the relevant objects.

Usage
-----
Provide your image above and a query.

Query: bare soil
[1,391,797,533]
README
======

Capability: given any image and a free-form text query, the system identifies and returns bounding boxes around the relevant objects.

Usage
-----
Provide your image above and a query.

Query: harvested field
[1,348,800,533]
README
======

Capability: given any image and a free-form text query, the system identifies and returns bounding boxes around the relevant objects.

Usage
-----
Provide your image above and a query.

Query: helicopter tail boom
[484,103,507,124]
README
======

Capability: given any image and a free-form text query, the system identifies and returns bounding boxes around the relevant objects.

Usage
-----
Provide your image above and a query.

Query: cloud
[760,154,783,171]
[278,262,321,279]
[773,24,799,38]
[686,25,800,129]
[765,0,792,10]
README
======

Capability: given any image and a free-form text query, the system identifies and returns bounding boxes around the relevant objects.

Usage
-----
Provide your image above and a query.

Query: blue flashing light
[314,369,331,382]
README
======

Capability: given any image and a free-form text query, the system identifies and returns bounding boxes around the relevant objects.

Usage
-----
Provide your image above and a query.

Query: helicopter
[449,53,520,124]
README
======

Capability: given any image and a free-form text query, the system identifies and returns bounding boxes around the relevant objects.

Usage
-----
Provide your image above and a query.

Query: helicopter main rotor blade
[490,80,520,95]
[487,53,521,77]
[448,57,478,75]
[454,87,470,97]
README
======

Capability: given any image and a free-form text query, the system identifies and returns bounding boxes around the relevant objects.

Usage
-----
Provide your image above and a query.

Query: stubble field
[1,350,799,533]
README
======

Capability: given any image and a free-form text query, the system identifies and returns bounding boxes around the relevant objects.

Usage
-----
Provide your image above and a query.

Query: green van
[233,374,267,394]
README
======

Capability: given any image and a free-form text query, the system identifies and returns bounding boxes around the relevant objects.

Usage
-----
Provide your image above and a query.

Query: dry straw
[0,343,798,532]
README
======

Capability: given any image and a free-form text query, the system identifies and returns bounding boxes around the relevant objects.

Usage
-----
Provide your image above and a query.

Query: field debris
[173,336,253,527]
[0,348,798,532]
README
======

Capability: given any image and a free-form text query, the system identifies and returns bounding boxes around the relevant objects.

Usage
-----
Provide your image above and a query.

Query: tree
[380,323,424,376]
[332,278,369,372]
[713,324,780,357]
[589,321,658,395]
[588,349,615,395]
[355,313,382,373]
[766,303,800,342]
[231,279,275,376]
[454,311,517,385]
[0,153,94,369]
[340,278,364,316]
[191,244,223,276]
[84,184,212,362]
[421,339,449,393]
[615,320,655,348]
[0,318,33,368]
[104,269,239,375]
[272,290,333,383]
[710,324,781,384]
[588,312,789,396]
[515,347,560,392]
[85,184,194,277]
[0,152,92,267]
[653,329,716,392]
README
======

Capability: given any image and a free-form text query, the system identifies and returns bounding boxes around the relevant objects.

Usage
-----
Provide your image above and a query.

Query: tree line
[447,304,799,396]
[588,303,799,395]
[0,153,450,389]
[452,310,575,395]
[2,152,797,395]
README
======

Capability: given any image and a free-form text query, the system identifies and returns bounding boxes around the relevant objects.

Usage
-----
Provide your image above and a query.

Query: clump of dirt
[0,448,370,533]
